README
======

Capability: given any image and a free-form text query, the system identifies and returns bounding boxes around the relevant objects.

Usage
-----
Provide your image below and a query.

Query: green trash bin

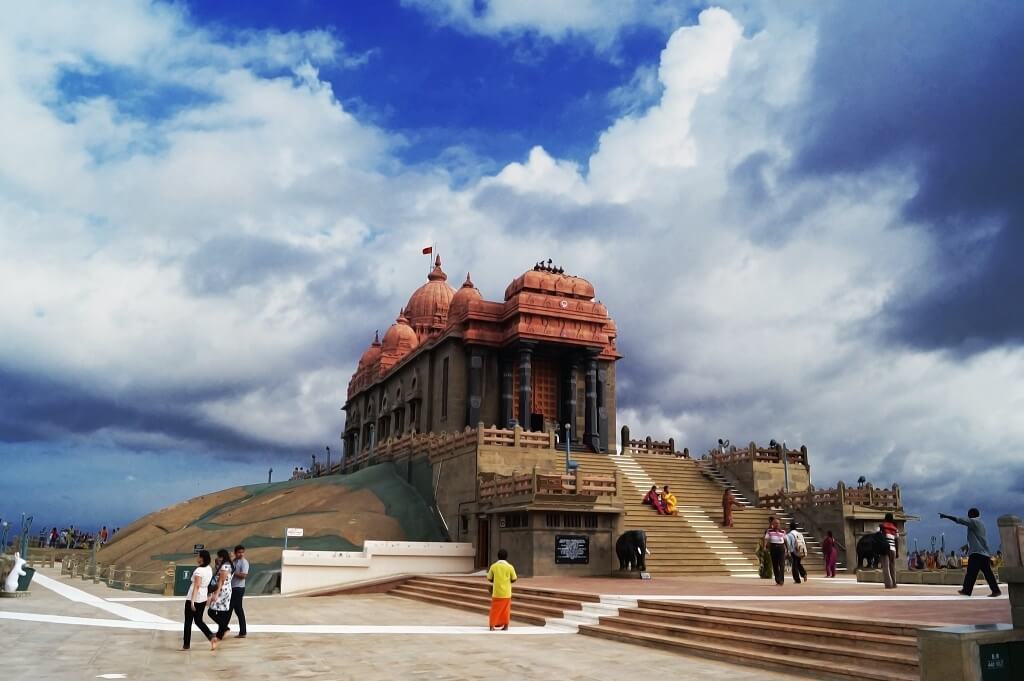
[174,564,195,597]
[16,566,35,591]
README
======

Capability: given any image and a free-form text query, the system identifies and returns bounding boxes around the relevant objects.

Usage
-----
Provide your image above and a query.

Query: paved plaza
[1,567,1011,681]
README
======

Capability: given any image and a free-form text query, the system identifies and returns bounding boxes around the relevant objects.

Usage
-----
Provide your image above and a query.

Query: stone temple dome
[381,309,419,356]
[406,255,456,338]
[448,272,482,322]
[358,331,382,367]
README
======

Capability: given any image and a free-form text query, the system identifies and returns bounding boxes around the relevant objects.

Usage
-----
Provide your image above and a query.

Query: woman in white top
[207,549,234,649]
[182,549,215,650]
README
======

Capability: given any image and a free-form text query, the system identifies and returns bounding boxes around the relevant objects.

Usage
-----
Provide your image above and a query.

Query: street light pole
[565,423,572,473]
[781,440,790,493]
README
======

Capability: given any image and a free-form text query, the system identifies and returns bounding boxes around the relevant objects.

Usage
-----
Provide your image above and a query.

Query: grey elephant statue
[856,531,889,570]
[615,529,648,571]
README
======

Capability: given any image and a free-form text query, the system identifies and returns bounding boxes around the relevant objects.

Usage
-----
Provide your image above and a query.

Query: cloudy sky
[1,1,1021,550]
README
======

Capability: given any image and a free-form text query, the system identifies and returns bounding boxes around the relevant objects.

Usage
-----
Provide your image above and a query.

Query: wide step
[580,622,917,681]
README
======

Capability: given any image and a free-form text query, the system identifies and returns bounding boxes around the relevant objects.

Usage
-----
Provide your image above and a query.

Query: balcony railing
[479,469,618,502]
[761,481,901,511]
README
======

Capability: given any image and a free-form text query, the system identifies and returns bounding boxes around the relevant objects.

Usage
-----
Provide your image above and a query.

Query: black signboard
[980,642,1023,681]
[555,534,589,564]
[193,544,204,555]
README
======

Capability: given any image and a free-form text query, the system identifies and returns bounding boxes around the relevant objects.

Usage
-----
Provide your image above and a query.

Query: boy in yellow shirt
[487,548,517,631]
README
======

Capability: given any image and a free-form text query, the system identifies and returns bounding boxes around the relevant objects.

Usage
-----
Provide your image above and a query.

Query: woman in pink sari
[642,485,668,514]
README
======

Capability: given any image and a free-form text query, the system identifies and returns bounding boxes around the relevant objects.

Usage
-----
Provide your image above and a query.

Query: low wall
[858,568,1001,586]
[280,541,475,595]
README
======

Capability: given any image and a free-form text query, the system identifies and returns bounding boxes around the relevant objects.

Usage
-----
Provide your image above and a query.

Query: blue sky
[1,1,1022,550]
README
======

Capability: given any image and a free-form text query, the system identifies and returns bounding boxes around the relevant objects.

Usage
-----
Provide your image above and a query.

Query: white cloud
[402,0,688,49]
[0,2,1020,540]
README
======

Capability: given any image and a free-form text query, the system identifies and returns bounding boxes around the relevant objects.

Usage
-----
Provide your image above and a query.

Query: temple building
[342,257,621,458]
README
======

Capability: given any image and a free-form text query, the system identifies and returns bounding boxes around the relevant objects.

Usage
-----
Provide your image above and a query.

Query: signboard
[192,544,204,555]
[979,642,1023,681]
[555,534,589,565]
[286,528,304,537]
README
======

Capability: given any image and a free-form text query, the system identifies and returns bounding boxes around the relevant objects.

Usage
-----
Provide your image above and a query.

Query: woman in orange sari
[722,489,741,527]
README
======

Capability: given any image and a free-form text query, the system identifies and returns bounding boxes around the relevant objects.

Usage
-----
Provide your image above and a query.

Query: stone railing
[479,469,617,502]
[345,424,557,471]
[706,442,809,468]
[761,481,901,511]
[59,556,175,594]
[619,426,687,457]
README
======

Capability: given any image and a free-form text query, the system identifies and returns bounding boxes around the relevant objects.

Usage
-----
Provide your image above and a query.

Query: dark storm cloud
[794,1,1024,352]
[182,235,320,296]
[0,366,294,455]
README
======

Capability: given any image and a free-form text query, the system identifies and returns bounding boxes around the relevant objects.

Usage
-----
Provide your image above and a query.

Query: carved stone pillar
[597,362,608,453]
[584,349,600,451]
[518,342,536,430]
[466,346,483,428]
[500,356,514,428]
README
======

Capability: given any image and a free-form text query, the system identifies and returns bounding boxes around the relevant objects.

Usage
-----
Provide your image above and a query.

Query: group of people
[905,548,1004,571]
[40,525,118,549]
[755,507,1003,598]
[182,545,250,651]
[758,517,811,585]
[641,485,678,515]
[641,486,743,528]
[908,549,964,570]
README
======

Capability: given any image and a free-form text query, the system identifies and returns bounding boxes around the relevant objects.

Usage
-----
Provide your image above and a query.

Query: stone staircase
[632,454,833,575]
[579,600,921,681]
[389,575,636,630]
[697,458,846,573]
[572,453,745,575]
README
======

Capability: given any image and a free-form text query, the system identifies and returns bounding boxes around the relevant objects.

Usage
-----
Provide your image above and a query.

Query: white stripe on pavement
[31,572,174,623]
[0,610,571,635]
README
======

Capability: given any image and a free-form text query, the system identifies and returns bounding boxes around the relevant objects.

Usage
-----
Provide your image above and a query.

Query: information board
[555,534,589,564]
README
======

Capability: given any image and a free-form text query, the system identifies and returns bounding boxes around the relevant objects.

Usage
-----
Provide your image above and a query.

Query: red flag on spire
[422,246,432,255]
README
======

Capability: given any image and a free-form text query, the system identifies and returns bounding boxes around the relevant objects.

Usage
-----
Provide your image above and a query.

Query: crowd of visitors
[34,525,119,549]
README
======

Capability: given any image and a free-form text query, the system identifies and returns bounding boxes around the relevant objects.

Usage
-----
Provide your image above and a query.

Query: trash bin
[174,564,195,597]
[16,566,35,591]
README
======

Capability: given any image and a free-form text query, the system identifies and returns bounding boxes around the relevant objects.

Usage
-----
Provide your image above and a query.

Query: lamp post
[565,423,572,473]
[326,446,331,475]
[781,440,790,493]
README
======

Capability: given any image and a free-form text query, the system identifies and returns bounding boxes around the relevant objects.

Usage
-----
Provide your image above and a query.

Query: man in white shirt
[786,522,808,584]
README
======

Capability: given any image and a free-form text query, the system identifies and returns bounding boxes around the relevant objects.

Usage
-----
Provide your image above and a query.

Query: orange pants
[489,597,511,628]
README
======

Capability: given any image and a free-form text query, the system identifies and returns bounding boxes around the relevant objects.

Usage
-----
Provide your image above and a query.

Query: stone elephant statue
[615,530,648,572]
[856,532,890,570]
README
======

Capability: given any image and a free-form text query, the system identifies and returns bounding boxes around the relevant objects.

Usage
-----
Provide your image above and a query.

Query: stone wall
[477,445,563,476]
[489,512,614,578]
[432,447,477,542]
[719,458,811,499]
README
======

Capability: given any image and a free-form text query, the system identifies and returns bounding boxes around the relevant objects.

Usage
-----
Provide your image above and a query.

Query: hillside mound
[99,464,442,592]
